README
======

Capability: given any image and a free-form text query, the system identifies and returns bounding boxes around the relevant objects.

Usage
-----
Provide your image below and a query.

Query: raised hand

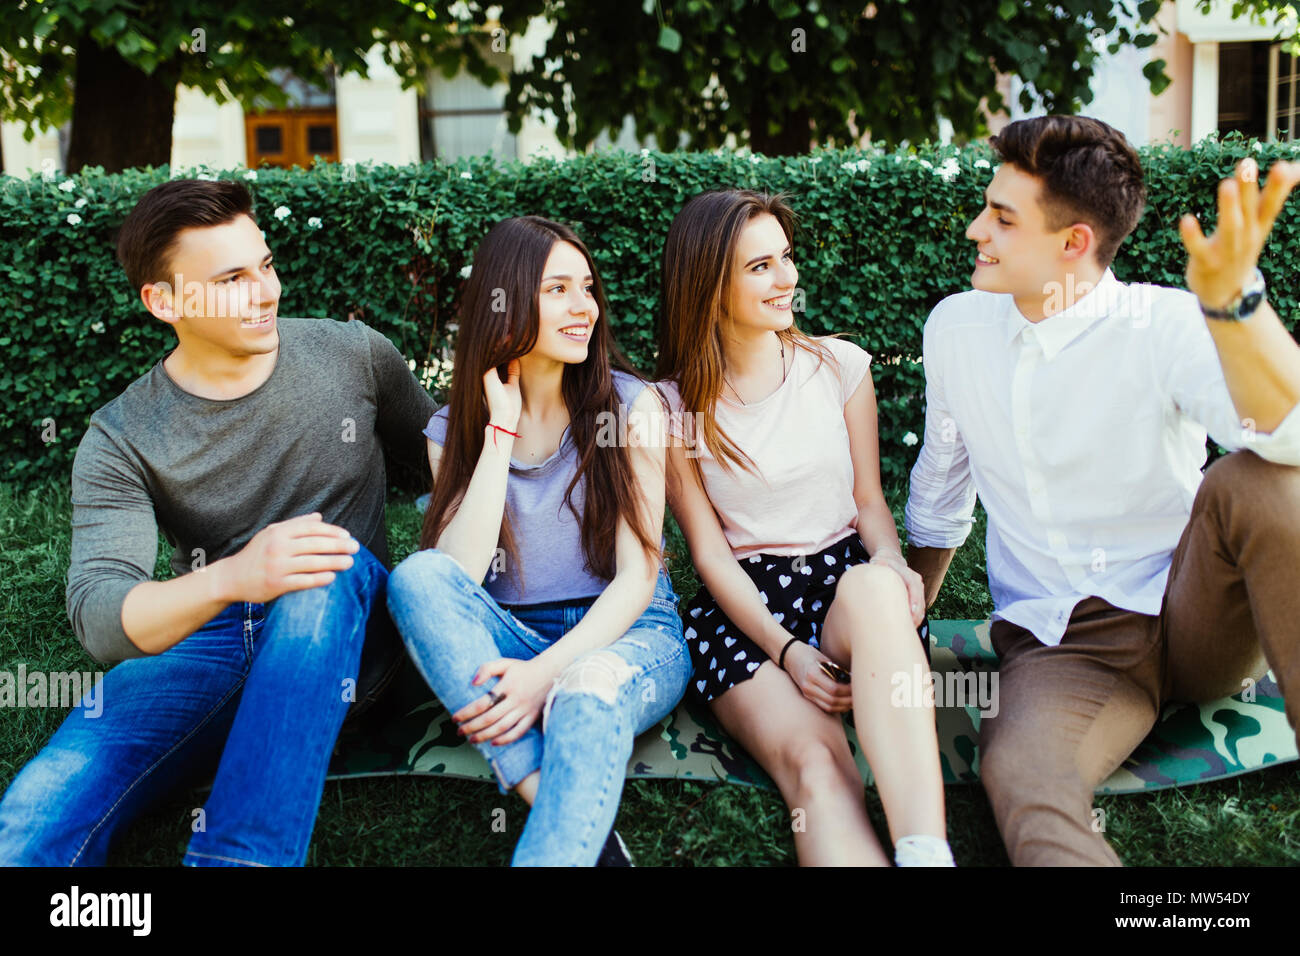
[1179,158,1300,311]
[483,359,522,433]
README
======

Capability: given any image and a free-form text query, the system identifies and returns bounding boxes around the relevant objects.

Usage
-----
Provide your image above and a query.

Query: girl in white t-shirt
[657,189,954,866]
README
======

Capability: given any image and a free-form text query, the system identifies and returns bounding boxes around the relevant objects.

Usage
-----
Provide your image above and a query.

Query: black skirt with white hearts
[682,533,930,703]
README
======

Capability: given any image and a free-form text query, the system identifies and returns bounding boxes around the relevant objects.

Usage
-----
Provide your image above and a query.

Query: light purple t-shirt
[424,370,650,605]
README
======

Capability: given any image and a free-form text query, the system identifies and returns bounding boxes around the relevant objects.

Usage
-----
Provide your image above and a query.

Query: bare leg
[710,661,889,866]
[515,771,539,806]
[818,563,946,844]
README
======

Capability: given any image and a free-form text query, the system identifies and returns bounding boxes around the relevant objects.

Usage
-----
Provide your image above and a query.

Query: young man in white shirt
[905,115,1300,865]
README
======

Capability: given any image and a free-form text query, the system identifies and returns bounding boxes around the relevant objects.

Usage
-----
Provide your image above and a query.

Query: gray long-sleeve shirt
[66,317,437,663]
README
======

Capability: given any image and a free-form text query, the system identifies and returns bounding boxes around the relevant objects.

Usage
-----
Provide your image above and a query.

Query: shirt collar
[1002,269,1121,360]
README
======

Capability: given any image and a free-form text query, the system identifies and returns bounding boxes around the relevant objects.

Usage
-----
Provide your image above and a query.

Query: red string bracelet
[488,423,521,447]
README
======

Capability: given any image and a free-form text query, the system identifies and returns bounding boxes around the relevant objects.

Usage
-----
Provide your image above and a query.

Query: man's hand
[1180,158,1300,311]
[216,512,358,604]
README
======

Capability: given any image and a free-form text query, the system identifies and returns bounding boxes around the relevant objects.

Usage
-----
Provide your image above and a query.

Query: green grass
[2,478,1298,866]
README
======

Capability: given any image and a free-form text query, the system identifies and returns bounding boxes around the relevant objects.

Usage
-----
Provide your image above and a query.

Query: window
[1218,41,1270,139]
[1218,41,1299,142]
[255,126,284,154]
[244,69,339,169]
[1270,45,1298,141]
[419,49,517,161]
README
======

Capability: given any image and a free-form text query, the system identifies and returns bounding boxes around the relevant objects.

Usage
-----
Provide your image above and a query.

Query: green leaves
[1143,58,1171,96]
[7,139,1295,488]
[497,0,1177,154]
[0,1,536,156]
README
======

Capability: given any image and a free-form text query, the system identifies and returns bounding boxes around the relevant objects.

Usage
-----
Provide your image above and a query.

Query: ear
[1061,222,1096,264]
[140,280,180,327]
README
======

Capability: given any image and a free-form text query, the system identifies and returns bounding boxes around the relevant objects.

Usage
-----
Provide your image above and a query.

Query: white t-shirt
[660,336,873,559]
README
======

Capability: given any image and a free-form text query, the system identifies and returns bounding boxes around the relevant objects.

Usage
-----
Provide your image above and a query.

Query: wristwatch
[1200,268,1267,322]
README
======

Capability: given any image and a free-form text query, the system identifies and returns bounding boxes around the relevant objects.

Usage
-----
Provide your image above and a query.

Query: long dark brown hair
[655,189,836,477]
[420,215,659,582]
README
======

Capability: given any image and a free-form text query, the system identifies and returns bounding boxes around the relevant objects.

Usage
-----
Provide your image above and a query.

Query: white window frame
[1268,43,1298,142]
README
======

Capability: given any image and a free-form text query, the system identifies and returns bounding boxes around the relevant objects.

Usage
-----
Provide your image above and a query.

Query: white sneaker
[894,834,956,867]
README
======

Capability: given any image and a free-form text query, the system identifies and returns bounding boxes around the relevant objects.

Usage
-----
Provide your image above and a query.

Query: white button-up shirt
[905,269,1300,646]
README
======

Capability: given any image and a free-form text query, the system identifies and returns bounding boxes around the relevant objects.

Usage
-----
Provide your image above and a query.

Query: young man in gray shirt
[0,179,437,866]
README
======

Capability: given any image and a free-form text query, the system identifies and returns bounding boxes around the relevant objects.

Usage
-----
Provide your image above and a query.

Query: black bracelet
[777,637,800,672]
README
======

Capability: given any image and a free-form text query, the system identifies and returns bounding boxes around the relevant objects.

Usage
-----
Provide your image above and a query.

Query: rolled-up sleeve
[905,315,978,548]
[1156,295,1300,467]
[66,426,157,664]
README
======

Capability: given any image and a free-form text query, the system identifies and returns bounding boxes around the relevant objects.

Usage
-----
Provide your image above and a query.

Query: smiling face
[965,163,1094,315]
[530,240,598,364]
[147,213,282,357]
[725,212,797,334]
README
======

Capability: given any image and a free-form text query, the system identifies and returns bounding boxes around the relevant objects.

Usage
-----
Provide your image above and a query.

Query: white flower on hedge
[974,158,992,170]
[903,431,919,447]
[841,159,871,174]
[195,171,218,181]
[918,159,933,169]
[274,205,291,220]
[243,170,258,181]
[74,197,88,208]
[459,265,472,279]
[58,179,76,192]
[66,213,82,226]
[1252,141,1264,152]
[749,154,762,163]
[936,158,960,182]
[460,171,473,180]
[90,321,105,334]
[307,216,323,228]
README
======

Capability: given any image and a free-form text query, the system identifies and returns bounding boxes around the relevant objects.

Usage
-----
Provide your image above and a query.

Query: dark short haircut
[990,115,1146,268]
[115,179,256,291]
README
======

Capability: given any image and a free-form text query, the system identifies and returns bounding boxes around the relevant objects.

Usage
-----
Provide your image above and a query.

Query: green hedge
[2,136,1298,488]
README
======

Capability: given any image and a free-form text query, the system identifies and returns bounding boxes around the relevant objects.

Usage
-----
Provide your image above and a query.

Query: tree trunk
[65,35,178,173]
[747,101,812,156]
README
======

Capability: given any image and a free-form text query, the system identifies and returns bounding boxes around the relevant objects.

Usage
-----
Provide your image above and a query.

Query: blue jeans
[387,548,690,867]
[0,544,390,867]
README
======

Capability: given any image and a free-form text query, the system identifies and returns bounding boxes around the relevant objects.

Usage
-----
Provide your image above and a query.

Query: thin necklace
[724,338,786,406]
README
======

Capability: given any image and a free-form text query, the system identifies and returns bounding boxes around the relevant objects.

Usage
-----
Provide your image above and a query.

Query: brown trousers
[978,450,1300,866]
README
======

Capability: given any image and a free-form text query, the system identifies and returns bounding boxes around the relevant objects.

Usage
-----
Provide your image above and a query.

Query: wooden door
[245,108,339,169]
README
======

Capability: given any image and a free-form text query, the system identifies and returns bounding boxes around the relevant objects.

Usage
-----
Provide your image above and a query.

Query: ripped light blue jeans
[386,549,689,867]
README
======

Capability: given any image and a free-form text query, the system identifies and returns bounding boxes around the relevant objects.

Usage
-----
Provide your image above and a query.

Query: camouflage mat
[327,620,1297,795]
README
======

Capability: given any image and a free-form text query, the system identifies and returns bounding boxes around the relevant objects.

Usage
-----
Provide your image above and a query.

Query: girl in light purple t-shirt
[386,216,687,867]
[656,189,953,867]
